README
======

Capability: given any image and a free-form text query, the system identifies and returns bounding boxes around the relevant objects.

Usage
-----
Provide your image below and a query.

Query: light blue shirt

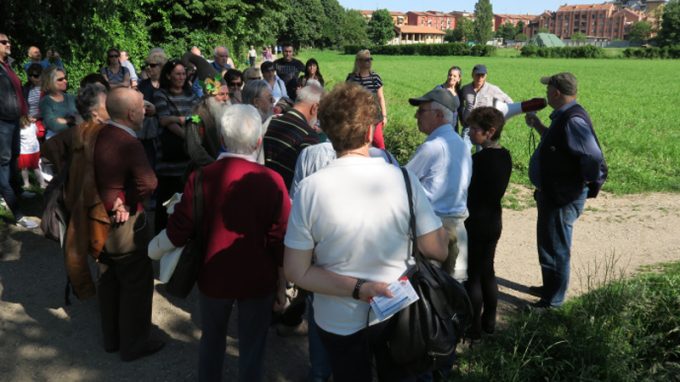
[406,123,472,217]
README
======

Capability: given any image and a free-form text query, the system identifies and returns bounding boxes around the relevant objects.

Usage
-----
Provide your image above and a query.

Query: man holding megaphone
[524,72,607,310]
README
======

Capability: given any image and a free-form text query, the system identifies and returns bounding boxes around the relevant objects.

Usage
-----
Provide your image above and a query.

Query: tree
[319,0,346,48]
[473,0,494,44]
[516,21,526,36]
[657,0,680,46]
[278,0,326,49]
[538,27,550,33]
[628,20,653,43]
[342,10,370,47]
[571,32,587,43]
[496,22,517,41]
[446,17,474,43]
[367,9,395,45]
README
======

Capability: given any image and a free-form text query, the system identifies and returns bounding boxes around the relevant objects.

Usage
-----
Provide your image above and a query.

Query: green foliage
[657,0,680,47]
[342,10,370,47]
[446,18,474,43]
[279,0,326,48]
[623,45,680,58]
[521,45,605,58]
[473,0,494,44]
[453,262,680,381]
[496,22,518,41]
[515,33,528,43]
[571,32,587,43]
[629,21,653,43]
[516,21,526,36]
[342,43,496,57]
[318,0,346,49]
[367,9,395,46]
[538,27,550,34]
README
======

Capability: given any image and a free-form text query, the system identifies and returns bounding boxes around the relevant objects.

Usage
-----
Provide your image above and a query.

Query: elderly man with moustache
[525,72,607,310]
[94,87,162,361]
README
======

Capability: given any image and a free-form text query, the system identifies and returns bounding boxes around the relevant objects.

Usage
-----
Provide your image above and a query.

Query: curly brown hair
[319,83,378,152]
[467,106,505,141]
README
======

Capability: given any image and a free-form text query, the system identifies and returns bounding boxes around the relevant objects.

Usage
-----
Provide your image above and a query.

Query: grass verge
[452,261,680,381]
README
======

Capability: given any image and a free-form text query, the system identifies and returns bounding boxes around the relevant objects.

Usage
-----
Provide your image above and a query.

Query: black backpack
[385,168,472,375]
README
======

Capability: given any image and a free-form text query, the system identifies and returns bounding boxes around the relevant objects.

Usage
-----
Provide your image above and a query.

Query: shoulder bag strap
[400,167,419,259]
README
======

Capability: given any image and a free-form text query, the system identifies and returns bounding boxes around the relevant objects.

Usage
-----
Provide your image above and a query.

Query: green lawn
[297,50,680,195]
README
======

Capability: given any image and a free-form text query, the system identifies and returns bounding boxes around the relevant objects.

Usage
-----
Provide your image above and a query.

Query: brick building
[528,3,652,41]
[494,14,536,33]
[406,11,457,31]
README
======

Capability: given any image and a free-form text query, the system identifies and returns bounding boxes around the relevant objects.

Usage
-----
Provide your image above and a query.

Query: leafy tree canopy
[367,9,395,45]
[473,0,494,44]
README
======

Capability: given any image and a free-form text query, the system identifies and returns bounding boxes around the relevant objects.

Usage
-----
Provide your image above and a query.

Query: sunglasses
[229,82,243,87]
[109,54,119,58]
[56,77,67,82]
[29,74,40,78]
[146,63,159,68]
[0,40,9,45]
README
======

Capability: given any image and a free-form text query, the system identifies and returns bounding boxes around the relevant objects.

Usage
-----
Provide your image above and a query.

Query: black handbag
[166,168,204,298]
[385,168,472,375]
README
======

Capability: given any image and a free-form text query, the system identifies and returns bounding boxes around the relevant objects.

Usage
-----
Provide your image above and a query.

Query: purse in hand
[166,168,204,298]
[385,168,472,375]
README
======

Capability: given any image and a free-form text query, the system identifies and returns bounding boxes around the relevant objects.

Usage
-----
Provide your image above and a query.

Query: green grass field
[297,50,680,195]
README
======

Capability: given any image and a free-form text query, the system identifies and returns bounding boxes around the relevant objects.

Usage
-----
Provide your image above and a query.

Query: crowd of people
[0,31,607,381]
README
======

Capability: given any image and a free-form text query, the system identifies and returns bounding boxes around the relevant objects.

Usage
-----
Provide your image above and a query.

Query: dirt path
[1,191,679,381]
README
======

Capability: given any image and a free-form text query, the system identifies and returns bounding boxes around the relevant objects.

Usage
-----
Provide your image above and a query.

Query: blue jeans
[535,188,588,307]
[198,291,275,382]
[0,119,21,220]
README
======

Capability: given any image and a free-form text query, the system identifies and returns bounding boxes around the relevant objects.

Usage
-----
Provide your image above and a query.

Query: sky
[337,0,610,15]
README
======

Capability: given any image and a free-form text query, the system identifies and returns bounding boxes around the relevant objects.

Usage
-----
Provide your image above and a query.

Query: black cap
[472,64,488,75]
[409,88,458,113]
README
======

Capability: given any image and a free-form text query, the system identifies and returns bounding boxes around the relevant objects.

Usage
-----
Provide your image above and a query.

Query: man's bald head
[107,88,145,129]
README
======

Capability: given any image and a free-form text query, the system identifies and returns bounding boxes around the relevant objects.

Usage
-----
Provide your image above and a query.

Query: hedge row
[623,45,680,59]
[343,43,496,57]
[520,45,605,58]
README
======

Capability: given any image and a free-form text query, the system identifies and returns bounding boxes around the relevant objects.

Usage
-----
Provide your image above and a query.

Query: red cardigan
[167,157,291,299]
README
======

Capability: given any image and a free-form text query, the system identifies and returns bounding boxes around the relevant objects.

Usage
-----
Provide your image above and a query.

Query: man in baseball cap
[524,71,607,310]
[406,87,472,284]
[461,63,512,127]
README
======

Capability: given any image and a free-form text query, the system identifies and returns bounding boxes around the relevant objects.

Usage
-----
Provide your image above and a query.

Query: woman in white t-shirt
[284,83,448,382]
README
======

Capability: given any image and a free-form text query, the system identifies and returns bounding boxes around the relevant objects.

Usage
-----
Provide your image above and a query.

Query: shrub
[453,262,680,381]
[343,43,495,57]
[520,45,605,58]
[623,45,680,59]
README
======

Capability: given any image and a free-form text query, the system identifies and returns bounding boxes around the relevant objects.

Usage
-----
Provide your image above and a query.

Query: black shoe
[120,339,165,362]
[523,301,552,313]
[527,285,543,297]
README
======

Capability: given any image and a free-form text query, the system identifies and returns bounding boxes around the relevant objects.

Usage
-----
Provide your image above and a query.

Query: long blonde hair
[352,49,372,75]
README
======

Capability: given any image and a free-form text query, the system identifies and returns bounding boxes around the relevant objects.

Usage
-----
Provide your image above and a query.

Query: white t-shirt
[284,156,442,335]
[20,123,40,155]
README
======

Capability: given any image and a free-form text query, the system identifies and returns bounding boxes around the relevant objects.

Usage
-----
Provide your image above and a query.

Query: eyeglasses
[29,74,40,78]
[0,40,9,45]
[229,81,243,88]
[146,63,159,68]
[416,108,436,115]
[56,77,67,82]
[109,54,119,58]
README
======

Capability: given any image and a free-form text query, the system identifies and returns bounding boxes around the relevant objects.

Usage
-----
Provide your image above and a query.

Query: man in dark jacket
[0,32,37,229]
[525,72,607,309]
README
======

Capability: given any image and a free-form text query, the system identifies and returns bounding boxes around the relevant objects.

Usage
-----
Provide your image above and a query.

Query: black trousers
[97,214,154,358]
[318,320,417,382]
[465,226,501,336]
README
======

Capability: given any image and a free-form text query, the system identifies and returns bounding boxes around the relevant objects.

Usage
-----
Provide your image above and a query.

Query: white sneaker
[16,217,39,229]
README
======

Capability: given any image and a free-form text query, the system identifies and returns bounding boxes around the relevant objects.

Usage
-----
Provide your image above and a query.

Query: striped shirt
[345,72,383,93]
[153,89,199,176]
[263,108,320,189]
[27,86,41,118]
